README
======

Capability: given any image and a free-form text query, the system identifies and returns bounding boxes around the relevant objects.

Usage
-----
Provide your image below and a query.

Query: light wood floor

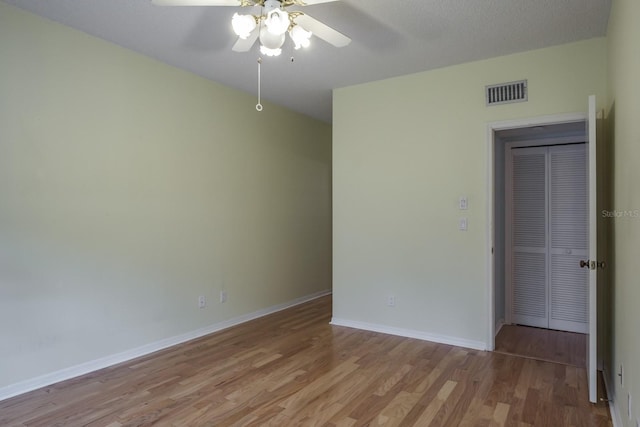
[1,296,612,426]
[494,325,587,368]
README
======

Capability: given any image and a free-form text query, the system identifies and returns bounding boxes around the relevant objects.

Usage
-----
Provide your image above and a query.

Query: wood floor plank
[370,391,421,427]
[0,296,612,426]
[492,402,510,426]
[278,356,360,418]
[412,380,457,426]
[495,324,587,367]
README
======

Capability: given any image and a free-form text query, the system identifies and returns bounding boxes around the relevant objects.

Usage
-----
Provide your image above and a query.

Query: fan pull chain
[256,57,263,112]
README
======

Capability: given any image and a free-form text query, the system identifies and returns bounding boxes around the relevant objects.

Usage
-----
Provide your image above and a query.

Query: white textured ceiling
[4,0,611,122]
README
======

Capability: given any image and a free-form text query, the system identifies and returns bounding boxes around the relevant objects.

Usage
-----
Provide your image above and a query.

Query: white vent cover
[486,80,527,106]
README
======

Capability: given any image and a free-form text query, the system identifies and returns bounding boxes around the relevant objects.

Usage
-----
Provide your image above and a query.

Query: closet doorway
[494,121,589,367]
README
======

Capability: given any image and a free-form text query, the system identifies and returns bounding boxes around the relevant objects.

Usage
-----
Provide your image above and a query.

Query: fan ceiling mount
[151,0,351,57]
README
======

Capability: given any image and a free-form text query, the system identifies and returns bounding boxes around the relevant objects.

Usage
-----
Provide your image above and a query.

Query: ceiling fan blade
[295,13,351,48]
[232,28,259,52]
[152,0,242,6]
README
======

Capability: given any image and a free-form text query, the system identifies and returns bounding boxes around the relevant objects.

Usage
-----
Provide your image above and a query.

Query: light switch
[459,196,468,210]
[459,218,468,231]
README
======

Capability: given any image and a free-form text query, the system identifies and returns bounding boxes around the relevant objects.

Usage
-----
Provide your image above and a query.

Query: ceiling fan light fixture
[289,25,312,49]
[231,13,256,39]
[153,0,353,113]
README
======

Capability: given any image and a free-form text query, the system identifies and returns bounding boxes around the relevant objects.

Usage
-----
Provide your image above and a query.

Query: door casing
[485,112,587,351]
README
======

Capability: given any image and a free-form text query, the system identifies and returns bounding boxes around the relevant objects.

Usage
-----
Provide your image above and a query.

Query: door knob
[580,260,605,270]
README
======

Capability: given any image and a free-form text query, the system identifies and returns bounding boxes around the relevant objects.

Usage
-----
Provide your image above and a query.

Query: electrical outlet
[459,218,468,231]
[220,291,227,303]
[198,295,206,309]
[387,295,395,307]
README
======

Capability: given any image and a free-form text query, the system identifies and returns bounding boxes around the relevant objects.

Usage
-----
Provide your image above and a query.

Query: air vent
[486,80,528,106]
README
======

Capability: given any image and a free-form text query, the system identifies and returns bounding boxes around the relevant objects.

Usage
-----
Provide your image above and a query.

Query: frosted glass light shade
[232,13,256,39]
[265,9,290,35]
[259,26,285,50]
[290,25,312,50]
[260,45,282,57]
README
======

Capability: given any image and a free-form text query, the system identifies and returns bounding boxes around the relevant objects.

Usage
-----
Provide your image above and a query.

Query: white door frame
[485,112,587,350]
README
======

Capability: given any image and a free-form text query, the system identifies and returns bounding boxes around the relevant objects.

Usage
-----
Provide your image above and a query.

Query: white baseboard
[0,289,332,402]
[603,369,623,427]
[330,318,487,351]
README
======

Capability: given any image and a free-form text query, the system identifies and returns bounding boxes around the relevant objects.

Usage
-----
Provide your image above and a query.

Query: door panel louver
[513,153,546,248]
[551,149,588,249]
[486,80,528,106]
[550,255,588,323]
[513,252,547,319]
[549,145,588,333]
[511,148,548,328]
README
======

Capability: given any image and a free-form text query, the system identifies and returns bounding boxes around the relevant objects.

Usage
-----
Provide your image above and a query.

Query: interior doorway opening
[492,119,588,365]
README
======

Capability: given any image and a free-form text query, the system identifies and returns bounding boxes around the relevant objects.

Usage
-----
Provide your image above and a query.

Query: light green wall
[0,2,331,389]
[607,0,640,425]
[333,38,607,346]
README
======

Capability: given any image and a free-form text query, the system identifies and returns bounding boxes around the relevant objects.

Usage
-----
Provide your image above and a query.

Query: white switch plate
[198,295,206,309]
[459,218,468,231]
[459,196,468,210]
[220,291,227,303]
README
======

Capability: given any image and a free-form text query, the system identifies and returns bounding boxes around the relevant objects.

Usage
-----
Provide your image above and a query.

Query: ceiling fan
[151,0,351,57]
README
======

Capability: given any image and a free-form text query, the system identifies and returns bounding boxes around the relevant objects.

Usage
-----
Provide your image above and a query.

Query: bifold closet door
[510,147,548,328]
[510,144,589,333]
[549,145,588,333]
